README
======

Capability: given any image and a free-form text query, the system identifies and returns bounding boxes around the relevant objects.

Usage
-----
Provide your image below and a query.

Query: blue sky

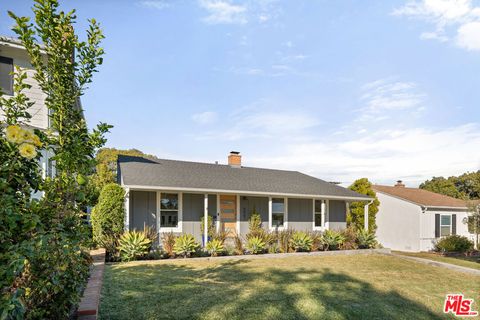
[2,0,480,186]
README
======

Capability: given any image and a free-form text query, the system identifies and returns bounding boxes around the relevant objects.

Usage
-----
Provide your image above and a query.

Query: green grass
[394,251,480,270]
[99,254,480,320]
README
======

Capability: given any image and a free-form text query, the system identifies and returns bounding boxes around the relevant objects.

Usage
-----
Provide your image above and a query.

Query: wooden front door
[220,195,237,236]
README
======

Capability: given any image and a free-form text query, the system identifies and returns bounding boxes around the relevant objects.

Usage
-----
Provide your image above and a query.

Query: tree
[348,178,380,232]
[419,176,464,199]
[91,183,125,244]
[456,171,480,200]
[1,1,109,317]
[91,148,153,190]
[465,201,480,250]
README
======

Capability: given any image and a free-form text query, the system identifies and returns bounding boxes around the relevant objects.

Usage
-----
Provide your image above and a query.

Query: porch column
[321,200,326,228]
[204,194,209,247]
[364,201,372,231]
[124,187,130,231]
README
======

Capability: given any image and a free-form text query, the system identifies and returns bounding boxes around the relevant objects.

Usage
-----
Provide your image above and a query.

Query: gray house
[118,152,373,245]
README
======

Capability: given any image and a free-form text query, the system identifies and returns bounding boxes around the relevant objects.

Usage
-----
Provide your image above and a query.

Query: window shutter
[435,214,440,238]
[452,214,456,235]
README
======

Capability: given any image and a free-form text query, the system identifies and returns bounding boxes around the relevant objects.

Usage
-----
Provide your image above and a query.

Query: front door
[220,195,237,236]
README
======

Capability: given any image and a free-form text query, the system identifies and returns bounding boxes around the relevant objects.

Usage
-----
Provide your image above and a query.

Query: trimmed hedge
[91,183,125,244]
[434,235,474,253]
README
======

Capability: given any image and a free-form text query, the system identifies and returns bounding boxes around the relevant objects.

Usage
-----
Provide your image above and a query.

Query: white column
[268,197,272,230]
[124,187,130,231]
[321,200,326,228]
[204,194,209,247]
[236,194,241,235]
[216,194,220,233]
[364,202,370,231]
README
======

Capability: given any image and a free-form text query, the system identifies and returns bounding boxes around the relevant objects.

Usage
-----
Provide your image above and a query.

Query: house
[117,152,373,245]
[0,36,83,197]
[373,181,475,252]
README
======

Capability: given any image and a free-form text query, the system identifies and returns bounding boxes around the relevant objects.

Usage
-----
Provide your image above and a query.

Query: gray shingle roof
[118,155,371,200]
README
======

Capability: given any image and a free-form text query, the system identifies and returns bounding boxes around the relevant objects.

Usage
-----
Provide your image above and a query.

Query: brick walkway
[76,248,106,320]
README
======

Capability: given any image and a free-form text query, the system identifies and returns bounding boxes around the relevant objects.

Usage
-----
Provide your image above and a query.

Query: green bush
[340,227,359,250]
[200,215,216,238]
[246,236,266,254]
[206,239,225,257]
[322,230,346,251]
[248,206,262,231]
[290,231,313,252]
[91,183,125,246]
[173,234,200,258]
[118,231,152,261]
[434,235,474,253]
[356,229,377,249]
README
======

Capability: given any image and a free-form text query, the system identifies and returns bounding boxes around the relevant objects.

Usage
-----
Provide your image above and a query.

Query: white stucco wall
[0,43,49,129]
[419,210,474,251]
[376,192,422,252]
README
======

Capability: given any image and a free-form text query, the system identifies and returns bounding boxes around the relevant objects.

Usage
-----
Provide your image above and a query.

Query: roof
[0,36,46,50]
[117,155,371,200]
[372,185,468,208]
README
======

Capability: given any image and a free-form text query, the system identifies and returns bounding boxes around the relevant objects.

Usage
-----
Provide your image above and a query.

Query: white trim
[124,187,130,231]
[324,199,330,229]
[268,197,272,230]
[216,193,220,233]
[123,184,373,202]
[236,194,241,235]
[440,214,453,237]
[204,194,208,247]
[157,191,183,233]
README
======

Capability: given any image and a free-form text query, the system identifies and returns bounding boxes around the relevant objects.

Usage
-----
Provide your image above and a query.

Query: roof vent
[395,180,405,187]
[228,151,241,167]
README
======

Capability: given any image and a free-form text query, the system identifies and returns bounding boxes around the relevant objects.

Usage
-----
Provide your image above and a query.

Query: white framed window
[440,214,452,237]
[313,199,326,230]
[158,192,182,232]
[269,197,287,230]
[0,56,13,96]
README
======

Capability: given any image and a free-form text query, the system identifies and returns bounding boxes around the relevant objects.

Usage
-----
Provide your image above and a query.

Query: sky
[1,0,480,187]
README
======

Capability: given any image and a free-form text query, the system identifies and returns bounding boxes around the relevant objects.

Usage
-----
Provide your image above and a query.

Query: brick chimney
[228,151,241,167]
[395,180,405,187]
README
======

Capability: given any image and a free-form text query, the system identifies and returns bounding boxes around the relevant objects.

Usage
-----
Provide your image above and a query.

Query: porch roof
[117,155,371,201]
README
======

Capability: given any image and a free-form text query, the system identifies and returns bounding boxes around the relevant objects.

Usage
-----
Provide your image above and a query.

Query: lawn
[99,254,480,320]
[394,251,480,271]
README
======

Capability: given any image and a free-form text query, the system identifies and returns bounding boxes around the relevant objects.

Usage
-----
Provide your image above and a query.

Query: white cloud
[394,0,480,51]
[198,0,247,25]
[139,0,170,10]
[192,111,218,125]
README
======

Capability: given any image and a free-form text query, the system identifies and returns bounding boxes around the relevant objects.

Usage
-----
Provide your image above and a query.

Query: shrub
[173,234,200,258]
[91,183,125,245]
[290,231,313,252]
[356,229,377,249]
[322,230,346,250]
[118,231,152,262]
[206,239,225,257]
[246,228,275,246]
[434,235,474,253]
[161,232,176,257]
[246,236,266,254]
[248,206,262,231]
[212,230,228,243]
[340,227,359,250]
[268,242,279,254]
[233,234,244,255]
[200,215,216,238]
[143,225,158,249]
[276,229,294,253]
[309,231,323,251]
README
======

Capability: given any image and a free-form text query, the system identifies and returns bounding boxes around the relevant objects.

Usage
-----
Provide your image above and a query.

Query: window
[272,198,285,228]
[314,200,323,227]
[160,193,178,228]
[440,215,451,237]
[0,56,13,96]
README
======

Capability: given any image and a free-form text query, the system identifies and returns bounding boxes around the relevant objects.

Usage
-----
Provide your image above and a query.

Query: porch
[124,188,373,246]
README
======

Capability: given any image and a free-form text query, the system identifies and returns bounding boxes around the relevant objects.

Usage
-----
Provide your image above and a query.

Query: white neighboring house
[373,181,475,252]
[0,36,82,198]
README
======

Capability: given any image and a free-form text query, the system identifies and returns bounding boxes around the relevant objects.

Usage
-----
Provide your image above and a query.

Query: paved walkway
[390,252,480,276]
[77,248,106,320]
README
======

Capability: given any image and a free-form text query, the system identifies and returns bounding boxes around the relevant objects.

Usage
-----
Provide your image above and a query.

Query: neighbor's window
[272,198,285,228]
[160,193,178,228]
[314,200,323,227]
[0,56,13,96]
[440,215,451,237]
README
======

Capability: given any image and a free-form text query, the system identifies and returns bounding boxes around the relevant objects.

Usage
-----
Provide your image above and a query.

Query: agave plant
[246,236,266,254]
[276,229,294,253]
[206,238,224,257]
[322,230,346,251]
[290,231,313,252]
[118,231,152,262]
[173,234,200,258]
[356,229,377,249]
